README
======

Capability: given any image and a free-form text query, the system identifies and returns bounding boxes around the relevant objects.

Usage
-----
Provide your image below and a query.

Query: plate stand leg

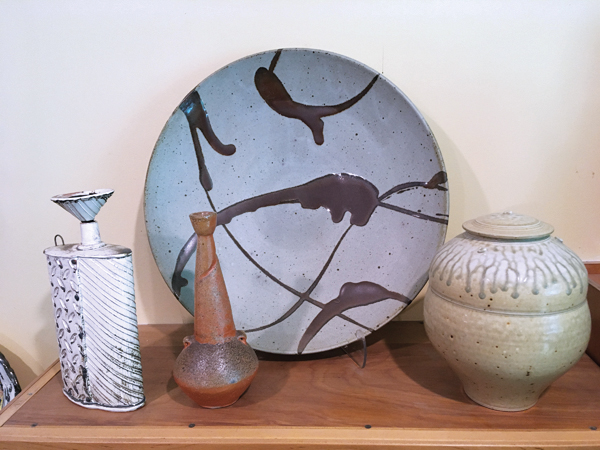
[342,335,367,368]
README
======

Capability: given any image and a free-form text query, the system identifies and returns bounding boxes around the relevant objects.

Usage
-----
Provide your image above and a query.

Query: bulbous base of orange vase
[173,333,259,409]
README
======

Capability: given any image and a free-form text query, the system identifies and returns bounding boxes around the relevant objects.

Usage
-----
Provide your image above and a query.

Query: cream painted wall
[1,0,599,387]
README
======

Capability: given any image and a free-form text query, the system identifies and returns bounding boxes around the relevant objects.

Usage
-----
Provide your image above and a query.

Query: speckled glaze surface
[423,212,591,411]
[173,332,258,408]
[145,48,449,354]
[173,212,258,408]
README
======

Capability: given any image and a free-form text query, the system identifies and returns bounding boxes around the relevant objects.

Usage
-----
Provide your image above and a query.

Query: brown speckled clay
[424,212,591,411]
[173,212,258,408]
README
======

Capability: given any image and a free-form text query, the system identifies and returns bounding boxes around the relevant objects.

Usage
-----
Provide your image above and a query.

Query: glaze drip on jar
[429,212,587,313]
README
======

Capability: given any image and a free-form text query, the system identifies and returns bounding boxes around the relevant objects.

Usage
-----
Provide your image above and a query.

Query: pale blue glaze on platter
[144,48,449,354]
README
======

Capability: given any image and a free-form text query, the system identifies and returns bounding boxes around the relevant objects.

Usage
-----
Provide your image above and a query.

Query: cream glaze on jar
[424,212,591,411]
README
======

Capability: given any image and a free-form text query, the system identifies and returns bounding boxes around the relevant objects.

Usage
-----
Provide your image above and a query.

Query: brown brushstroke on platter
[254,49,379,145]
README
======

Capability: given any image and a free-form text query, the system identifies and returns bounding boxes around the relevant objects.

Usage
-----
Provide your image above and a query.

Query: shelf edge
[1,426,600,448]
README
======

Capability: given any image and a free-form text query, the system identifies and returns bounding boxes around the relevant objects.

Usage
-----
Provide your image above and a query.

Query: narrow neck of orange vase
[189,212,237,345]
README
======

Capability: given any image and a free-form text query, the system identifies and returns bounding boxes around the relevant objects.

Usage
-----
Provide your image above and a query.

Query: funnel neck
[50,189,113,250]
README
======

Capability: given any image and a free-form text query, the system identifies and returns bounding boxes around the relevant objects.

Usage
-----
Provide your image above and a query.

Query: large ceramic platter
[145,48,449,354]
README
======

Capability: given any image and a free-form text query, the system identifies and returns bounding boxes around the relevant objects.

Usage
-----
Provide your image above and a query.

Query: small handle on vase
[236,330,248,345]
[182,335,195,348]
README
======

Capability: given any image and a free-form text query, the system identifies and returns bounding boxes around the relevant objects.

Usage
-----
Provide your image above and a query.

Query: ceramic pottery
[145,48,449,355]
[173,212,258,408]
[0,351,21,409]
[424,212,591,411]
[43,190,145,412]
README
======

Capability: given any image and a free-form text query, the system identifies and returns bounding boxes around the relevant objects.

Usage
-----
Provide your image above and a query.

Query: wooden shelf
[1,302,600,448]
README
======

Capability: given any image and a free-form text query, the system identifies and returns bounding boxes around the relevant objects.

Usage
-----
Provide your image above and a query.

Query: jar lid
[462,211,554,240]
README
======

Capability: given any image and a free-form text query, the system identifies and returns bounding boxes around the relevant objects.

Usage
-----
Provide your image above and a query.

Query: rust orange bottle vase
[173,212,259,408]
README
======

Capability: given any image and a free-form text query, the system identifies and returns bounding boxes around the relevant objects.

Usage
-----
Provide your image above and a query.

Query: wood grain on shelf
[0,427,600,450]
[0,322,599,448]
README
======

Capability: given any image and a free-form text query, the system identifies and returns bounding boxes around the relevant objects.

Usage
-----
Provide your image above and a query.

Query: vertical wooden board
[586,274,600,365]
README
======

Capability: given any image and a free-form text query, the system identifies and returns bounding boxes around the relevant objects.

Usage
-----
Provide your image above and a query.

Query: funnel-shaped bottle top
[51,189,114,223]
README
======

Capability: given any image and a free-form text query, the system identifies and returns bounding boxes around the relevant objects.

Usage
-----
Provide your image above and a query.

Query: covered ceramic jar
[423,212,591,411]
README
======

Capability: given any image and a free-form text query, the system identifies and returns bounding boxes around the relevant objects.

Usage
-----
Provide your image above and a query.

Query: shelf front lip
[0,426,599,447]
